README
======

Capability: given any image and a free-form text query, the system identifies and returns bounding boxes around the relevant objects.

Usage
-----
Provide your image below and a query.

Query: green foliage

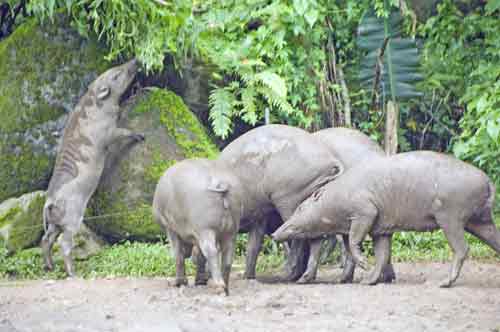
[24,0,371,137]
[418,0,500,204]
[27,0,192,72]
[0,247,66,279]
[195,0,325,137]
[454,66,500,192]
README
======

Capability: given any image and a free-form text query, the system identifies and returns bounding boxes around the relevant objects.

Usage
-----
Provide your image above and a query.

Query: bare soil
[1,261,500,332]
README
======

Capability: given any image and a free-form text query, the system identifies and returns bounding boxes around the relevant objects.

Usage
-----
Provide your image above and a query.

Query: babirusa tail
[466,181,500,254]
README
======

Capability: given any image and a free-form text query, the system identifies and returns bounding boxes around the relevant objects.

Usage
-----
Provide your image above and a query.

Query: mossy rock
[0,191,45,253]
[86,88,219,242]
[0,14,109,202]
[54,223,106,261]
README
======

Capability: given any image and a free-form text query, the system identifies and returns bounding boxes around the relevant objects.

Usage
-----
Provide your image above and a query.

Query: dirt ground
[1,261,499,332]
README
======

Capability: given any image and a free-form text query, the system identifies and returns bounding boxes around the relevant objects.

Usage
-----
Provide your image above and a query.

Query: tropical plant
[195,0,329,137]
[357,2,422,152]
[27,0,192,71]
[418,0,500,208]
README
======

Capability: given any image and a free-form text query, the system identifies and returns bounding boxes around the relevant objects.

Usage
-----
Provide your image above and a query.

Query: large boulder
[0,15,109,202]
[86,88,219,242]
[0,191,45,253]
[0,191,105,256]
[56,223,106,260]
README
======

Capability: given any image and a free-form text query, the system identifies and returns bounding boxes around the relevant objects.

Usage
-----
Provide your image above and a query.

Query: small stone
[44,280,56,286]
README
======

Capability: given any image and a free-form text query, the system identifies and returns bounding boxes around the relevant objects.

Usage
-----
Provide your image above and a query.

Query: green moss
[145,150,177,184]
[0,206,21,229]
[0,14,109,201]
[0,192,45,253]
[6,194,45,253]
[134,88,219,160]
[0,141,52,203]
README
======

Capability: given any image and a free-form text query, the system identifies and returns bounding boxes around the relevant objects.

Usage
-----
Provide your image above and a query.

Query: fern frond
[256,86,295,115]
[241,87,258,125]
[254,71,287,98]
[209,88,235,138]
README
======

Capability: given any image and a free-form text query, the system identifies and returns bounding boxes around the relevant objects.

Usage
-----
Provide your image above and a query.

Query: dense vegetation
[23,1,500,190]
[0,0,498,278]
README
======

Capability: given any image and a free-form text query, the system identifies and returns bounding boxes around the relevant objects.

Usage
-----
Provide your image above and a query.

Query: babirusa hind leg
[438,220,469,288]
[362,235,391,285]
[198,231,226,295]
[60,230,76,277]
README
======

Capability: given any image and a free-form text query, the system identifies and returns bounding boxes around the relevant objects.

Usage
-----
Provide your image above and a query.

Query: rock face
[0,191,45,253]
[0,15,219,244]
[86,88,219,242]
[0,15,109,202]
[56,223,106,260]
[0,191,105,256]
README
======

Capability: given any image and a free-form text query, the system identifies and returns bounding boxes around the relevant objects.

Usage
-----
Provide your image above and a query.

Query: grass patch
[1,216,499,280]
[0,242,193,280]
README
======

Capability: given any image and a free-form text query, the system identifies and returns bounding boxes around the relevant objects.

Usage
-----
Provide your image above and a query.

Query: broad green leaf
[486,0,500,14]
[293,0,308,16]
[304,9,319,27]
[356,7,422,101]
[476,95,489,113]
[486,120,500,142]
[452,141,469,158]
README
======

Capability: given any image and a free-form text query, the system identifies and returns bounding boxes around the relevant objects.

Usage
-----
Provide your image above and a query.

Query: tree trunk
[337,66,351,127]
[384,100,399,155]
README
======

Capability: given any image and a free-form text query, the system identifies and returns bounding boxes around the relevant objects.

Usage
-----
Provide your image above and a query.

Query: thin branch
[337,66,351,127]
[370,37,390,111]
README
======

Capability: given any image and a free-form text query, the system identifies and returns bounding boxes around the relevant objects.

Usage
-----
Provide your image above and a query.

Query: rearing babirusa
[41,59,145,276]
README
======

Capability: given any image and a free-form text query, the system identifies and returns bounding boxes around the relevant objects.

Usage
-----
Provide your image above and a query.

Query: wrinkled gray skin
[297,127,396,284]
[273,151,499,287]
[153,159,243,295]
[219,125,344,281]
[238,127,396,283]
[41,60,145,276]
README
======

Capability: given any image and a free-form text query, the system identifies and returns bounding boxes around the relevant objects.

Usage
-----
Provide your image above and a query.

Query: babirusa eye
[97,86,110,100]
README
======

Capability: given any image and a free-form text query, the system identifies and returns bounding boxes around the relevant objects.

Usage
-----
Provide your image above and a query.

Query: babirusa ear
[207,177,229,193]
[330,158,344,180]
